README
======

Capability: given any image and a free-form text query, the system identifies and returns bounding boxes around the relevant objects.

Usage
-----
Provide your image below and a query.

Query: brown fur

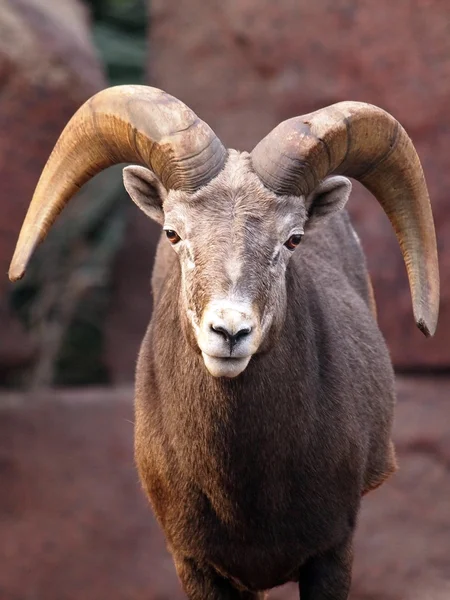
[362,441,398,496]
[125,153,398,599]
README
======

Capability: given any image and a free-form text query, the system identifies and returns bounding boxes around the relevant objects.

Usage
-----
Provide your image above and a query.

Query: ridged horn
[251,101,439,337]
[9,85,227,282]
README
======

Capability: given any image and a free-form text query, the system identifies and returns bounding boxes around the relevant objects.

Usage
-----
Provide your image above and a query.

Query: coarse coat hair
[128,151,398,599]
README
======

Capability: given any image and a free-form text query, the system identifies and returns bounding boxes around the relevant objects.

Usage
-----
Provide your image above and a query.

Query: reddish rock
[0,377,449,599]
[0,387,184,600]
[0,0,105,372]
[144,0,450,369]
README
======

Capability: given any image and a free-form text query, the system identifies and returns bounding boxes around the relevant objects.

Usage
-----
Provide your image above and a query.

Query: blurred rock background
[0,0,449,598]
[1,0,151,388]
[0,0,105,384]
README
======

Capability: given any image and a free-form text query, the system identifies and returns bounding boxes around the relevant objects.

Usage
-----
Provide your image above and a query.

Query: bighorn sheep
[9,86,439,599]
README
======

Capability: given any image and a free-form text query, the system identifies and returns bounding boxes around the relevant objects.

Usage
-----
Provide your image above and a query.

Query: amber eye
[165,229,181,245]
[284,234,303,250]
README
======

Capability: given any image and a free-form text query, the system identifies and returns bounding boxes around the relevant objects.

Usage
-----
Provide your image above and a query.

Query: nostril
[233,327,251,342]
[210,325,252,351]
[211,324,230,341]
[229,327,252,353]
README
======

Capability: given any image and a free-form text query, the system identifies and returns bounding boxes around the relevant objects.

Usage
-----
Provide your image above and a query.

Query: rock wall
[144,0,450,369]
[0,0,106,375]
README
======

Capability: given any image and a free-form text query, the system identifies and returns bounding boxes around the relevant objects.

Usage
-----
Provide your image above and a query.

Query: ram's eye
[165,230,181,245]
[284,234,303,250]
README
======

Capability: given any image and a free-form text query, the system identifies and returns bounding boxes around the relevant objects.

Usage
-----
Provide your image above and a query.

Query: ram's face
[124,151,352,379]
[160,153,307,378]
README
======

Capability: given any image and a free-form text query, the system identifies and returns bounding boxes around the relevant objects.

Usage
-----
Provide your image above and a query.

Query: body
[135,210,396,594]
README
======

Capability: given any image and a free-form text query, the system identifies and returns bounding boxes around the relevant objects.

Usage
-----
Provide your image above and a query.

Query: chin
[202,353,252,378]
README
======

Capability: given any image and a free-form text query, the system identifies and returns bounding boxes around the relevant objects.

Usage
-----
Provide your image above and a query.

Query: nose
[201,302,258,357]
[210,323,252,353]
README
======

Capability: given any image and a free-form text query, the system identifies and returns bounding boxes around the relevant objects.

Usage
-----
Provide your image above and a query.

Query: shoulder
[293,211,373,312]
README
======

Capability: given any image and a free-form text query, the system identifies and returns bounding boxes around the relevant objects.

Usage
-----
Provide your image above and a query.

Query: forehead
[163,151,306,227]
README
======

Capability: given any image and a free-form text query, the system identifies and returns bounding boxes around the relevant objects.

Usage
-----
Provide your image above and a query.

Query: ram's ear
[306,176,352,226]
[123,165,167,225]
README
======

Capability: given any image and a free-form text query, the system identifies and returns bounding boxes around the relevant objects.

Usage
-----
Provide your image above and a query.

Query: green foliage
[89,0,147,34]
[90,0,148,84]
[93,23,147,84]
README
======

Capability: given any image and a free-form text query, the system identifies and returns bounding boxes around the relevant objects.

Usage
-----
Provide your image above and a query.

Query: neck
[138,262,322,503]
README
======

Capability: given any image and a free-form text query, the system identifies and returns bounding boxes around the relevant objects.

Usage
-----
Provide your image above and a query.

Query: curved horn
[251,101,439,337]
[9,85,227,282]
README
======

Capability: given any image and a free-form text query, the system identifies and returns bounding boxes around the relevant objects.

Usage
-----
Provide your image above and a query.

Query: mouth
[202,353,251,378]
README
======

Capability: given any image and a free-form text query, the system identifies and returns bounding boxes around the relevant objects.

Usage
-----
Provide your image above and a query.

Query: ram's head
[9,86,439,377]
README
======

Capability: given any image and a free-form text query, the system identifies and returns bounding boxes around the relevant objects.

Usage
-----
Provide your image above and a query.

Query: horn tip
[416,315,437,338]
[8,262,26,282]
[9,247,30,282]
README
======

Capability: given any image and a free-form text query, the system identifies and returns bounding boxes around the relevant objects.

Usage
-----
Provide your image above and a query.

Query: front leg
[174,555,263,600]
[299,537,353,600]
